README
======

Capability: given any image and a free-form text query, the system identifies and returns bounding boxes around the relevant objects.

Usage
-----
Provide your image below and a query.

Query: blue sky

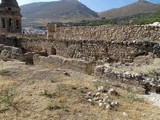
[8,0,160,12]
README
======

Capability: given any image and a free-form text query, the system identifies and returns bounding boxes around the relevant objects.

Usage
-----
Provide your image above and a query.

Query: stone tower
[0,0,22,33]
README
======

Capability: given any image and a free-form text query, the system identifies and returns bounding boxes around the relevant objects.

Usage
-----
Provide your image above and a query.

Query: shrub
[0,86,15,106]
[42,90,56,98]
[47,100,67,111]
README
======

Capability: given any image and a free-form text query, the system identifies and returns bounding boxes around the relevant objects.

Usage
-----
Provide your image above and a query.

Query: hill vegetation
[99,0,160,19]
[50,11,160,27]
[131,11,160,25]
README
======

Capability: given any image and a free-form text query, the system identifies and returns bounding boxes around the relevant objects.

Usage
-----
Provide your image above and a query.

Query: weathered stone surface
[11,47,22,58]
[47,25,160,41]
[0,34,160,63]
[21,51,47,64]
[33,55,93,74]
[0,44,4,51]
[0,45,22,59]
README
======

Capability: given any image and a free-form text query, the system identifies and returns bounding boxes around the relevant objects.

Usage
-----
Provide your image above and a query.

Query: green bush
[0,86,15,106]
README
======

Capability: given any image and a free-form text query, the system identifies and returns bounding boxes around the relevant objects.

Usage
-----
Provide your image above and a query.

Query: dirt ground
[0,60,159,120]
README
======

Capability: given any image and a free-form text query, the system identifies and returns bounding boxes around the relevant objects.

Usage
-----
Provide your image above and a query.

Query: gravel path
[143,93,160,107]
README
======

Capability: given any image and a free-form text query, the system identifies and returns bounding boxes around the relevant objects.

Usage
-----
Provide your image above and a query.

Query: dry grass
[0,61,159,120]
[134,65,160,77]
[133,58,160,77]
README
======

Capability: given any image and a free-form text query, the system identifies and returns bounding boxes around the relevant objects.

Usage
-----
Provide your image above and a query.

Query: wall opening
[51,47,56,55]
[8,7,11,11]
[1,18,5,28]
[16,20,19,29]
[9,18,12,29]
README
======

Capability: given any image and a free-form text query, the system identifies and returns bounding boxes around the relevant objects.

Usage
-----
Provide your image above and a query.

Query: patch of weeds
[59,99,67,109]
[47,100,67,111]
[0,85,19,112]
[0,55,12,76]
[126,85,134,93]
[126,85,144,102]
[93,80,109,89]
[145,67,160,77]
[56,83,66,96]
[128,93,143,102]
[139,66,160,77]
[128,93,138,102]
[47,103,59,110]
[42,90,57,98]
[0,86,15,105]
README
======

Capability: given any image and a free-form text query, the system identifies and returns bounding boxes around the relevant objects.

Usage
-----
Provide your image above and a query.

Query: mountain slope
[99,0,160,19]
[21,0,99,27]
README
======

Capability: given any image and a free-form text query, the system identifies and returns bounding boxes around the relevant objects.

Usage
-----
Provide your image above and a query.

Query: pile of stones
[85,86,119,110]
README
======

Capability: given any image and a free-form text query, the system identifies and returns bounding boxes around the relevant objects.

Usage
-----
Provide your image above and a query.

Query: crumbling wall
[33,54,93,74]
[0,24,160,64]
[13,38,158,63]
[47,25,160,41]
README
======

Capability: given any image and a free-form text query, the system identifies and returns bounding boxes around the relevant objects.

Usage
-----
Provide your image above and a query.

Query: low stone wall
[0,34,159,63]
[47,25,160,41]
[94,62,160,93]
[18,39,159,63]
[33,54,93,74]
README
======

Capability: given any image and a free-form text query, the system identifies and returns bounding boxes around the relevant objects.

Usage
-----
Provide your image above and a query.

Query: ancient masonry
[0,25,160,62]
[0,0,22,33]
[0,25,160,71]
[0,24,160,92]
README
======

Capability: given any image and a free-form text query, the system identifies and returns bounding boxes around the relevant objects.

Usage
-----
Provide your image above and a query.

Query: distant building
[0,0,22,33]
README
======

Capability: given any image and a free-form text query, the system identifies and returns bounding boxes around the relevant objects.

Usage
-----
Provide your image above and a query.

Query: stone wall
[0,24,160,64]
[33,54,93,74]
[47,25,160,41]
[8,37,158,63]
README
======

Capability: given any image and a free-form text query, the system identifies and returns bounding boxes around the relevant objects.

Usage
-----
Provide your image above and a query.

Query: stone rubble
[85,87,119,110]
[94,63,160,94]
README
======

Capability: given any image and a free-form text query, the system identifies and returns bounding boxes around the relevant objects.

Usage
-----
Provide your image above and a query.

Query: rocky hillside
[21,0,98,27]
[99,0,160,19]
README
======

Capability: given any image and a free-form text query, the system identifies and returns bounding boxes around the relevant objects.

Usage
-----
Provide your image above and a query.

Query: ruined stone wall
[0,24,159,64]
[14,38,157,63]
[33,54,93,74]
[47,25,160,41]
